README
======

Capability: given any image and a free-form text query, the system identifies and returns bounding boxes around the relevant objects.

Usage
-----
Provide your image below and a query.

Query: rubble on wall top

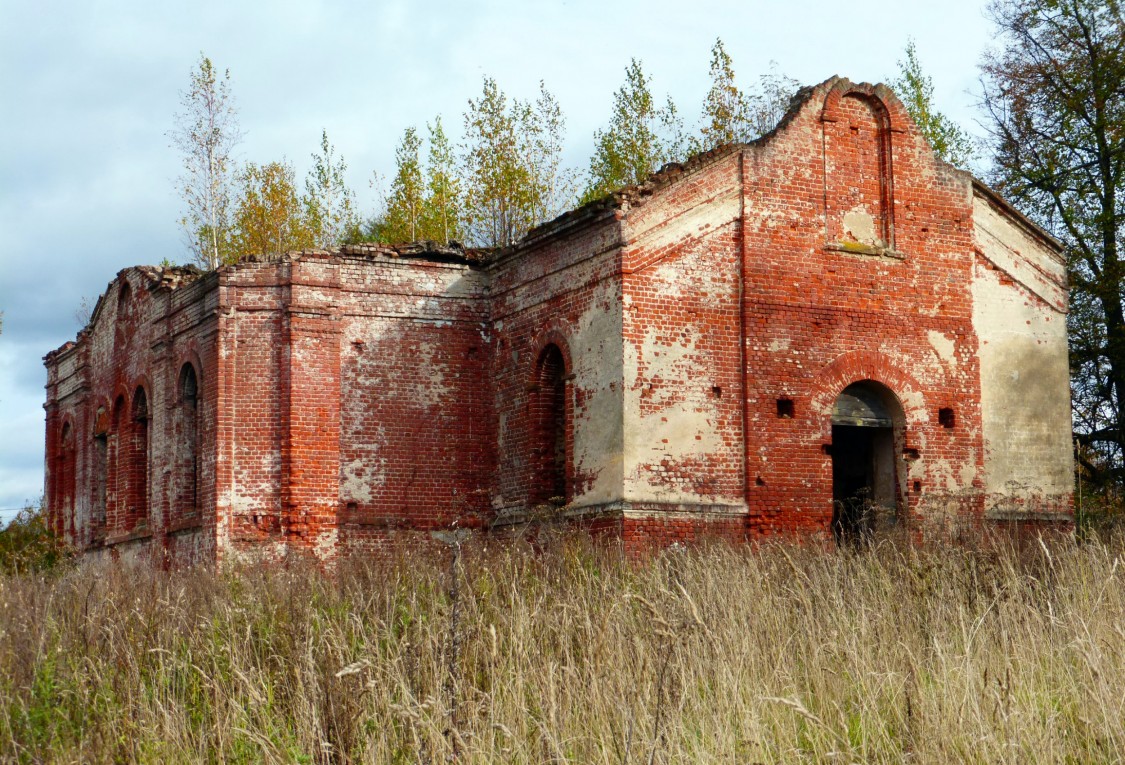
[338,240,494,265]
[222,240,494,268]
[139,264,205,289]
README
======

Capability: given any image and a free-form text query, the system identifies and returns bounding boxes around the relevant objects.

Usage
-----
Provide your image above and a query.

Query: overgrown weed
[1,534,1123,763]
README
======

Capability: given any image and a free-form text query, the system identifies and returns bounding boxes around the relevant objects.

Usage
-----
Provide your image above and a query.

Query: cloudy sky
[0,0,998,525]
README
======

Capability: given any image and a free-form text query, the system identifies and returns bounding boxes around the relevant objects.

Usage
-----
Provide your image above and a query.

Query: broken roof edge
[509,76,833,249]
[216,240,494,269]
[45,263,212,364]
[971,177,1065,259]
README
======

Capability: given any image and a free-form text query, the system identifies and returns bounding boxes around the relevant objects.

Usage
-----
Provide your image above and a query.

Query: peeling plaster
[973,203,1072,501]
[927,330,956,369]
[570,283,625,505]
[842,208,877,245]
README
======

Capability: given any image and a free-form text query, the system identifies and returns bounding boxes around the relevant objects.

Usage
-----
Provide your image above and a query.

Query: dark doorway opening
[831,381,904,545]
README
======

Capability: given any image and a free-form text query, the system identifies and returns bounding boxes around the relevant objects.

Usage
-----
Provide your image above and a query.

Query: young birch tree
[523,82,578,227]
[170,54,243,269]
[746,63,800,138]
[582,59,683,204]
[383,127,425,244]
[460,78,570,248]
[423,117,462,244]
[228,160,314,258]
[304,130,358,248]
[891,40,976,168]
[697,38,754,152]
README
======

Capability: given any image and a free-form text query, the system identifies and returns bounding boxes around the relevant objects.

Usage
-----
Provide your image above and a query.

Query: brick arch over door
[808,350,927,441]
[808,351,925,536]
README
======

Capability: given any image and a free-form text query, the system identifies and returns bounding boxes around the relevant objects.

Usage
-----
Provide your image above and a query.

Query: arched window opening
[116,282,131,321]
[824,93,895,252]
[108,396,126,534]
[54,422,75,538]
[92,407,108,542]
[830,380,906,545]
[178,364,200,520]
[129,387,150,531]
[530,344,569,506]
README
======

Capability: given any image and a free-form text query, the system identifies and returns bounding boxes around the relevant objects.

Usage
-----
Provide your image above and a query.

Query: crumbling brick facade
[44,77,1074,564]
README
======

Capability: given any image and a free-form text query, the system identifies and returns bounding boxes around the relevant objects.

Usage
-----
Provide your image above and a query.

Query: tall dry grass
[2,534,1124,763]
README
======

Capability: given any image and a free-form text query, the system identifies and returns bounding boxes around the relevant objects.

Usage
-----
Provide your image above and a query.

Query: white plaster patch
[972,244,1072,498]
[570,283,625,505]
[927,330,956,369]
[407,341,453,404]
[631,191,740,253]
[842,207,877,244]
[341,457,380,502]
[624,325,724,501]
[768,337,791,352]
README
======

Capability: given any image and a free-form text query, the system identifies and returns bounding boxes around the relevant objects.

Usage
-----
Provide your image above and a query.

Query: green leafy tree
[980,0,1125,486]
[892,40,976,168]
[461,77,531,248]
[0,498,70,574]
[304,129,358,248]
[383,126,426,244]
[697,38,754,151]
[228,160,314,258]
[461,78,571,248]
[582,59,683,204]
[170,54,243,269]
[524,83,578,227]
[422,116,463,244]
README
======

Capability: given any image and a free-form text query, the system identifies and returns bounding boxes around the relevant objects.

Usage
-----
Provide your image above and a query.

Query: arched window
[53,422,75,538]
[114,282,133,353]
[92,406,108,542]
[116,282,131,321]
[823,93,895,253]
[529,344,569,505]
[177,364,200,520]
[108,395,127,533]
[129,386,150,531]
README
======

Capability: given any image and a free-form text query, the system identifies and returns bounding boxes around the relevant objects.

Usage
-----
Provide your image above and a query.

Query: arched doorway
[831,381,905,544]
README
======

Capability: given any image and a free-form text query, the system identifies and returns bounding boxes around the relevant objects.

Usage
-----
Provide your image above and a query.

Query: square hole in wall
[776,398,795,418]
[939,407,955,428]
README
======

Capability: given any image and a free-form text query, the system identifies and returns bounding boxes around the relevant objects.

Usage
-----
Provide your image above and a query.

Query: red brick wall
[488,212,625,517]
[334,253,493,549]
[621,150,747,509]
[740,80,985,540]
[45,268,220,565]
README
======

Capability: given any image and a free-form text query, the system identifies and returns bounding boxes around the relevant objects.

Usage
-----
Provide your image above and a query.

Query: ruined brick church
[44,77,1074,564]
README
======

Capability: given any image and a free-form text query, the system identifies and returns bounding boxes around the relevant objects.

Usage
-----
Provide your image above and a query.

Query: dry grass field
[2,532,1124,763]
